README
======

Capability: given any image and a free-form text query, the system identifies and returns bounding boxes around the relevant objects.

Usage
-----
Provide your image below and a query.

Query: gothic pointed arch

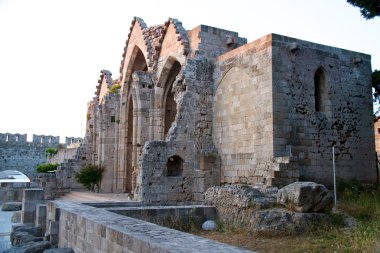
[155,18,190,64]
[119,17,153,86]
[156,57,182,138]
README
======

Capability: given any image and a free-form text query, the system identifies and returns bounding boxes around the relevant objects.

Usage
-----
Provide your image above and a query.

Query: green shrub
[109,84,121,93]
[36,163,59,173]
[45,148,58,158]
[75,164,105,192]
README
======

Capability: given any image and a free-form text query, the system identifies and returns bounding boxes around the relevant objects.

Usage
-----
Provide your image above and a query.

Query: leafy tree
[75,164,105,192]
[347,0,380,19]
[372,70,380,116]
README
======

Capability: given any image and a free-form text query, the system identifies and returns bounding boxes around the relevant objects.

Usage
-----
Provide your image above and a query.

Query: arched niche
[162,60,181,138]
[314,67,328,112]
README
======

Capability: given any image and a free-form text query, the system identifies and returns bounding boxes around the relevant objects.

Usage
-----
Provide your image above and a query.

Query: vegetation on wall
[75,164,105,192]
[109,84,121,93]
[36,163,59,173]
[45,147,58,158]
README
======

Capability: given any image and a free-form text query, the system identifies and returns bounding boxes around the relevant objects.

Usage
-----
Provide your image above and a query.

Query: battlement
[32,135,60,145]
[65,137,83,146]
[0,133,27,144]
[0,133,60,146]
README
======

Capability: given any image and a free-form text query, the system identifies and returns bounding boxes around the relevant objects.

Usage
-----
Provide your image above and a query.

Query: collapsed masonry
[65,17,376,204]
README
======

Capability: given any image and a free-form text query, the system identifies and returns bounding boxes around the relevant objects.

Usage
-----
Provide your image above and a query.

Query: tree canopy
[347,0,380,19]
[372,70,380,117]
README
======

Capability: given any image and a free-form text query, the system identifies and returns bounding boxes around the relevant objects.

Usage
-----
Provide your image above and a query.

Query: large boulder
[251,208,330,235]
[205,184,277,209]
[3,241,51,253]
[2,202,22,211]
[204,185,277,228]
[11,225,44,245]
[277,182,333,212]
[12,231,43,246]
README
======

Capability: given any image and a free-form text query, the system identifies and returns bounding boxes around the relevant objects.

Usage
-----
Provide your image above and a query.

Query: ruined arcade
[81,17,376,204]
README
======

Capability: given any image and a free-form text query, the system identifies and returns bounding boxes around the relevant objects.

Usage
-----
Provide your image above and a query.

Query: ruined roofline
[270,33,371,61]
[190,24,247,45]
[217,33,371,63]
[95,69,113,96]
[117,17,191,84]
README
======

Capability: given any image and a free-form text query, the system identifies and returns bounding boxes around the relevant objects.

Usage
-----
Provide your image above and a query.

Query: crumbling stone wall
[76,17,376,204]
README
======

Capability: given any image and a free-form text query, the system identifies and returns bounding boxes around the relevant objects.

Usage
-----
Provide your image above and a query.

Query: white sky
[0,0,379,142]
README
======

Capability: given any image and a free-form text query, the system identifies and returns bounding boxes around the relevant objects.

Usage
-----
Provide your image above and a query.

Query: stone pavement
[57,191,130,202]
[0,205,21,251]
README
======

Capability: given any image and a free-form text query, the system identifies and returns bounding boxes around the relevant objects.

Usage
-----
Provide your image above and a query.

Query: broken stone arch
[157,57,182,139]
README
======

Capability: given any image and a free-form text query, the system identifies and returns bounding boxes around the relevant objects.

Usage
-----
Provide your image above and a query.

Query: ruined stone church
[79,17,376,204]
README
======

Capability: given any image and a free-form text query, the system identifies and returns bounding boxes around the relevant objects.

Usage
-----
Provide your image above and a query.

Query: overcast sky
[0,0,379,142]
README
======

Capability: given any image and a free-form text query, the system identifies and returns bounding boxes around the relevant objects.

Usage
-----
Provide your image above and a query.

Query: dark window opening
[378,128,380,134]
[314,68,326,112]
[167,155,183,177]
[111,116,116,123]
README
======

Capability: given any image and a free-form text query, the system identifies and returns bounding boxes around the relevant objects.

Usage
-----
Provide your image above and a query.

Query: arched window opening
[314,68,327,112]
[167,155,183,177]
[132,48,148,72]
[164,61,181,138]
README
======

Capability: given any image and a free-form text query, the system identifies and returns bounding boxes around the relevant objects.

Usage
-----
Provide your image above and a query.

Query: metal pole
[333,146,337,207]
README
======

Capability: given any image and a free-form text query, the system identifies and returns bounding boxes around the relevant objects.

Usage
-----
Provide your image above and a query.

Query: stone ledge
[52,201,256,253]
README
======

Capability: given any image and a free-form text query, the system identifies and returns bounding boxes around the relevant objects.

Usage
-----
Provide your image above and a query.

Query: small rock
[11,211,22,223]
[2,202,22,211]
[277,181,333,212]
[43,248,75,253]
[202,220,217,231]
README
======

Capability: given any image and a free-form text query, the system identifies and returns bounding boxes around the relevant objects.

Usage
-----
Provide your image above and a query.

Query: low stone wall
[48,201,255,253]
[109,205,217,231]
[32,173,58,200]
[0,182,30,204]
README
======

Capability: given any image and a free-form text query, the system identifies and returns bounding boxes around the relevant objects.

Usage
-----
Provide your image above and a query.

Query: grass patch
[195,183,380,253]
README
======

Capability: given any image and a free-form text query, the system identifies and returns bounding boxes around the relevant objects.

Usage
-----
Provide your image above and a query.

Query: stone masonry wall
[49,201,253,253]
[0,133,59,178]
[139,59,220,204]
[213,35,274,185]
[271,34,376,184]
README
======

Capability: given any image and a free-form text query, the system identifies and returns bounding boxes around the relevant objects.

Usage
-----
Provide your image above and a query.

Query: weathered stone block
[277,181,333,212]
[2,202,22,211]
[21,188,45,224]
